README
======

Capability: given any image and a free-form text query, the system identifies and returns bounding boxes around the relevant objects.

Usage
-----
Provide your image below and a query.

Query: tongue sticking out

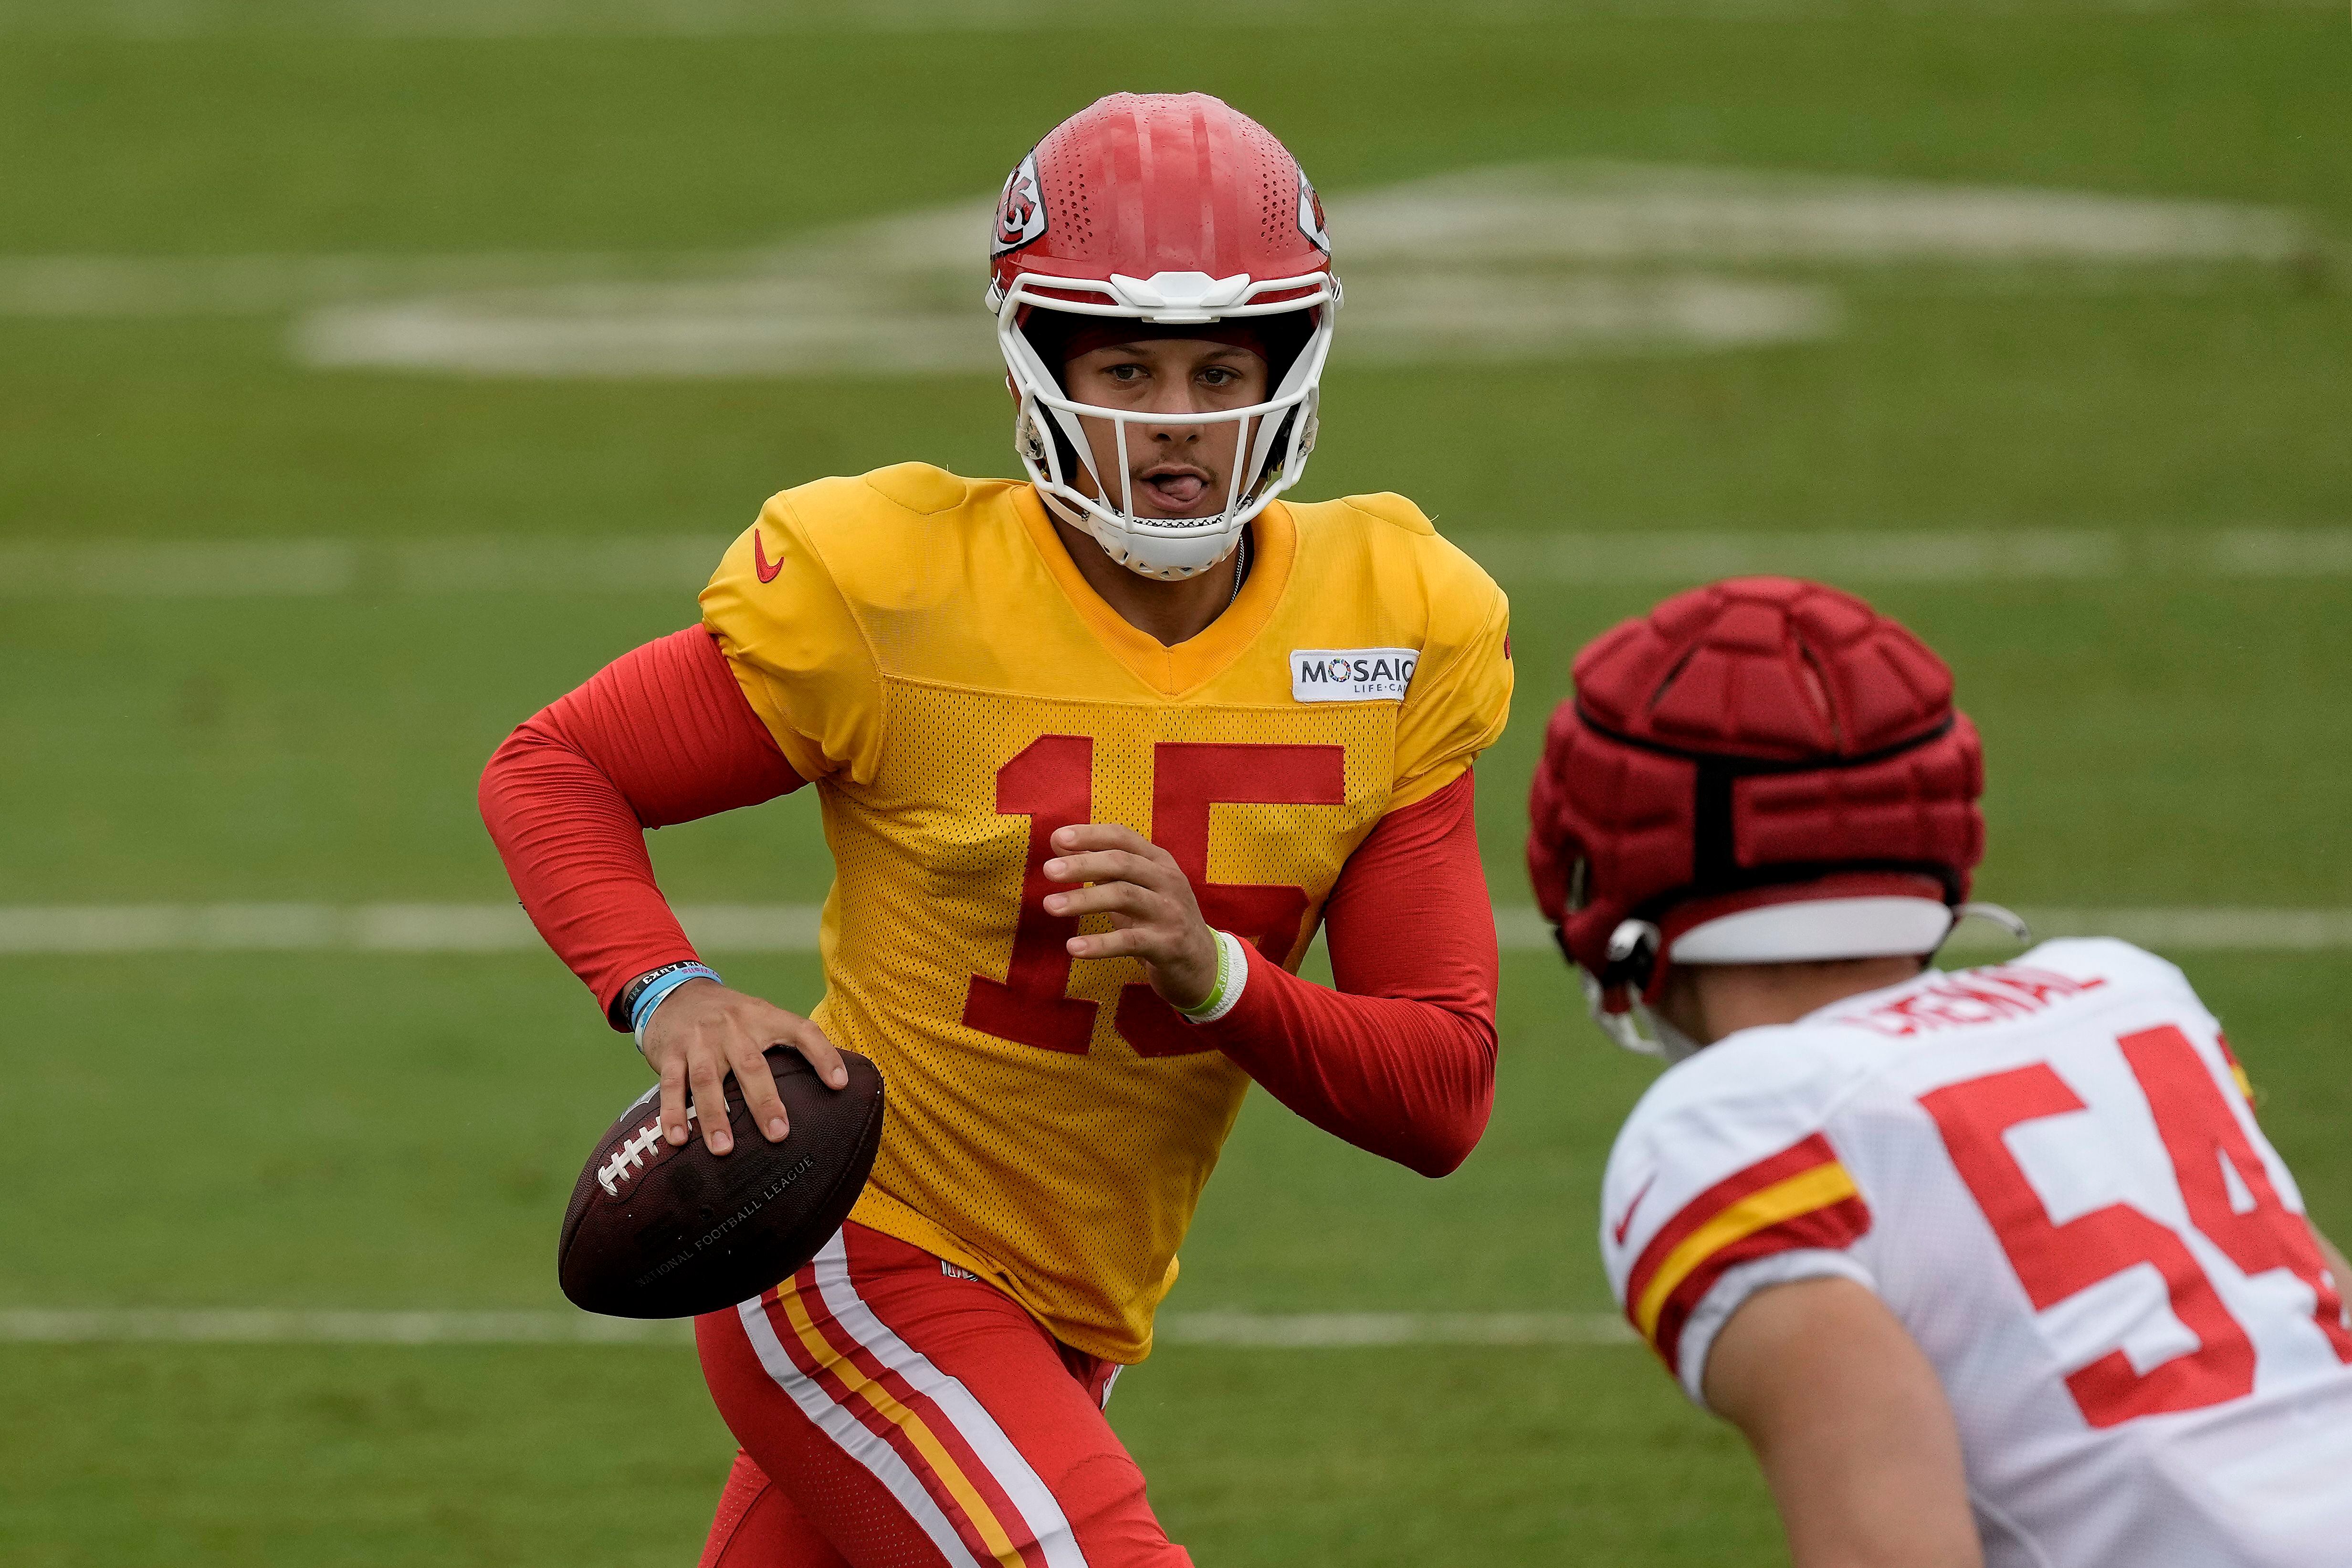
[1143,472,1209,509]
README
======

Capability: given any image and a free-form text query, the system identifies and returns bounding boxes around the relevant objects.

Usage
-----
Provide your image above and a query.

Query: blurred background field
[2,3,2347,1564]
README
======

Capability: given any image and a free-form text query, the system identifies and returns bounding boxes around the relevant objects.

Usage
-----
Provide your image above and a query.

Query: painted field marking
[1,904,2345,956]
[0,903,817,955]
[0,536,721,598]
[2,0,2335,39]
[281,162,2314,375]
[1157,1310,1637,1348]
[0,1308,696,1346]
[6,166,2303,322]
[1494,906,2352,955]
[5,528,2348,600]
[4,161,2316,375]
[0,1306,1635,1348]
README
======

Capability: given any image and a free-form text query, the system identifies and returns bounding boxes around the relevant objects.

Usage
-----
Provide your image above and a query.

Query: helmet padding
[1527,577,1986,1034]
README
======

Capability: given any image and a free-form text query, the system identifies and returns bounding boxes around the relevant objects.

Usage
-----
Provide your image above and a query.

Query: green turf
[6,950,2341,1564]
[0,1341,1777,1568]
[8,951,2341,1314]
[5,6,2349,1564]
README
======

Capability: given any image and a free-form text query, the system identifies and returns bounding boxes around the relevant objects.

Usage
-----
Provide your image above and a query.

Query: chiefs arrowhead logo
[991,149,1048,258]
[753,529,783,584]
[1296,163,1331,254]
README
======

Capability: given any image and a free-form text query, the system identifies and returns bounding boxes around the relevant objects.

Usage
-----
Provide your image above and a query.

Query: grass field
[4,4,2349,1564]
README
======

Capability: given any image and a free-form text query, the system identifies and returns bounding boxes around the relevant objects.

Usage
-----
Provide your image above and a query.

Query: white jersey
[1601,939,2352,1568]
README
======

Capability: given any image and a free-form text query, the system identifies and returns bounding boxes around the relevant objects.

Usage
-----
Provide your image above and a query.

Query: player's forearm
[1193,771,1500,1177]
[1197,945,1496,1175]
[477,627,803,1024]
[481,720,704,1022]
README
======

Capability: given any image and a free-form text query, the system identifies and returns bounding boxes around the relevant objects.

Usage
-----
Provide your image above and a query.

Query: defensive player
[1525,577,2352,1568]
[482,94,1511,1566]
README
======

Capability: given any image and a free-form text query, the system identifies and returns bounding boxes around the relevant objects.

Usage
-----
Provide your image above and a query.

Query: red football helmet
[987,93,1337,580]
[1526,577,1994,1056]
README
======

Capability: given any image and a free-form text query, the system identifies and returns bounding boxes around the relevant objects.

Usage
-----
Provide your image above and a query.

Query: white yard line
[0,1305,1634,1348]
[0,903,813,955]
[5,528,2348,600]
[1502,906,2352,954]
[0,536,722,598]
[0,1308,697,1345]
[278,161,2317,376]
[0,252,717,319]
[4,162,2316,378]
[2,904,2345,956]
[1157,1310,1636,1348]
[1,0,2332,38]
[1457,528,2124,583]
[1955,908,2352,953]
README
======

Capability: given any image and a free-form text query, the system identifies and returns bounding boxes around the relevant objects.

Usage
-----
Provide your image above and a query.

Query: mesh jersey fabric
[1600,938,2352,1568]
[473,630,1499,1339]
[477,645,1494,1142]
[699,465,1512,1362]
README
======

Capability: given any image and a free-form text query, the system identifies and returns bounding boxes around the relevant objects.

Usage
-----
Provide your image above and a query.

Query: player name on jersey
[1601,938,2352,1568]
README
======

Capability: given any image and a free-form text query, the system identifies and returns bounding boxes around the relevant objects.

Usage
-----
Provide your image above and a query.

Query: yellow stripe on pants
[776,1279,1030,1568]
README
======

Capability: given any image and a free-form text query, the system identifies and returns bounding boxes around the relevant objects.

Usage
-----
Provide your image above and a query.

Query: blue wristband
[630,963,722,1051]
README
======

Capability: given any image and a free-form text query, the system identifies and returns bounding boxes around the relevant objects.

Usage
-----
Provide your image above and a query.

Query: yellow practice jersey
[700,464,1511,1362]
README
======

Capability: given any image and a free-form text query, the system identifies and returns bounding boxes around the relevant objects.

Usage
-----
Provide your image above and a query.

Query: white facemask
[1579,969,1706,1064]
[991,270,1337,581]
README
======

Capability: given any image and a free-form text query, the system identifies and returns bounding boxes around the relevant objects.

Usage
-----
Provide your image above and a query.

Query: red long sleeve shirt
[480,627,1498,1176]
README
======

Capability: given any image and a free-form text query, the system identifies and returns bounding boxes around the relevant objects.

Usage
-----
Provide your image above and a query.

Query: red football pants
[694,1222,1192,1568]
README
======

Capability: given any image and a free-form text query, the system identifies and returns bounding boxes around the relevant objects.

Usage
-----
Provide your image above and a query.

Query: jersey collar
[1013,483,1296,697]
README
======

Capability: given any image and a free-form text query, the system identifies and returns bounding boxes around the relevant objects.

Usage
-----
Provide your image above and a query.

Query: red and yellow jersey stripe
[1623,1132,1873,1376]
[2215,1030,2258,1105]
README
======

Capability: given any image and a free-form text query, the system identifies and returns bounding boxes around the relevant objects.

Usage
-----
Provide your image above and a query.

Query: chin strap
[1578,918,1670,1058]
[1575,905,2033,1064]
[1578,967,1703,1063]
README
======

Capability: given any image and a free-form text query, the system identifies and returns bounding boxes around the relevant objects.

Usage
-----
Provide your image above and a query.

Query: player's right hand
[640,979,848,1155]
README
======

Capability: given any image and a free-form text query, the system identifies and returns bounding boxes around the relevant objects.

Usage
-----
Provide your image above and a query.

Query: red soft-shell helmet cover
[1526,577,1985,985]
[989,92,1331,312]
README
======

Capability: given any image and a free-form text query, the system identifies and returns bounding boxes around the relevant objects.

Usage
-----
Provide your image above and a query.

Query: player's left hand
[1043,824,1219,1011]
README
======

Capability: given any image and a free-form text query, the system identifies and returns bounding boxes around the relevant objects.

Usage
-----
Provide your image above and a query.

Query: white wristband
[1178,929,1251,1024]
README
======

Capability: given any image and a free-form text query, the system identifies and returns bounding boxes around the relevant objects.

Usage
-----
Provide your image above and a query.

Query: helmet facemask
[993,271,1335,581]
[1572,918,1707,1064]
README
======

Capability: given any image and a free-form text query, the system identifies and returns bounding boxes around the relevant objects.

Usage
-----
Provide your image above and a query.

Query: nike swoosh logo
[753,529,783,584]
[1611,1172,1658,1247]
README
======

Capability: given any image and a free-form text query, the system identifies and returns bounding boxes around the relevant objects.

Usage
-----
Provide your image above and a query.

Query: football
[558,1047,885,1319]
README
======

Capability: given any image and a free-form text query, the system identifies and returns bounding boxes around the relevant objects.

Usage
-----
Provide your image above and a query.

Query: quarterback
[482,94,1511,1566]
[1526,578,2352,1568]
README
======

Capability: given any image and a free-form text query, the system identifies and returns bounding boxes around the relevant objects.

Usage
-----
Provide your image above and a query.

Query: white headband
[1669,896,1957,965]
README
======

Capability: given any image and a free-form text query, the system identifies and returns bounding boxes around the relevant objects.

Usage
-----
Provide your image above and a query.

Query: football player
[1525,577,2352,1568]
[482,94,1511,1566]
